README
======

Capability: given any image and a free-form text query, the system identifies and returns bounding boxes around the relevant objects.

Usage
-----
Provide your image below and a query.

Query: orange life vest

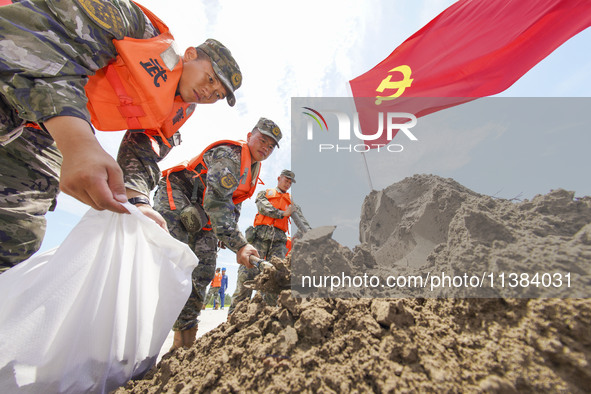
[211,272,222,287]
[84,2,194,145]
[161,140,261,211]
[253,188,291,233]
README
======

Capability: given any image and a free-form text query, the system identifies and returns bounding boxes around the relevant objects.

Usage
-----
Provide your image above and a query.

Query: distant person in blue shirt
[219,268,229,309]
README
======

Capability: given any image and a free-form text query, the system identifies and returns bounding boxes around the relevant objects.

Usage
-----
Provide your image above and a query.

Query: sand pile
[115,174,591,393]
[293,174,590,298]
[117,294,591,393]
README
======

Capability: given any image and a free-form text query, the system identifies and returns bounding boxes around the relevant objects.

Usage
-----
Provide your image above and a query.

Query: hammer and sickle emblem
[375,65,413,105]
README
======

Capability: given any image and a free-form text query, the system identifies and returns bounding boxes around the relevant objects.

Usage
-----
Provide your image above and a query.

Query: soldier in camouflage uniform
[153,117,282,350]
[229,170,311,314]
[0,0,242,272]
[203,268,222,309]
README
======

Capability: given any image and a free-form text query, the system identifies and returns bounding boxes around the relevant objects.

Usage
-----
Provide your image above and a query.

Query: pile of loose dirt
[293,174,591,298]
[117,294,591,393]
[115,174,591,393]
[245,255,291,295]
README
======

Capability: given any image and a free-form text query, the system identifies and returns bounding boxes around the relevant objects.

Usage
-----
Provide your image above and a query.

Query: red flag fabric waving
[349,0,591,147]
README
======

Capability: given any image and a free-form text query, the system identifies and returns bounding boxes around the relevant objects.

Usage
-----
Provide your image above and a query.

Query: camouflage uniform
[250,205,310,256]
[0,0,243,271]
[204,285,221,308]
[250,189,291,260]
[229,183,311,314]
[228,265,259,314]
[0,126,62,272]
[0,0,156,270]
[153,143,254,331]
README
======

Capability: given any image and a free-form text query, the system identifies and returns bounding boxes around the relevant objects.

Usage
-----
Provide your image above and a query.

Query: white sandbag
[0,203,198,393]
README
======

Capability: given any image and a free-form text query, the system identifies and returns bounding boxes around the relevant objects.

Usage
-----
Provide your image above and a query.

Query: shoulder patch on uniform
[212,144,234,160]
[220,173,238,190]
[76,0,125,35]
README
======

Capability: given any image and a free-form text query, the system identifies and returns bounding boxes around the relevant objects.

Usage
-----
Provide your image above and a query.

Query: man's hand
[283,204,294,217]
[44,116,128,213]
[126,189,168,230]
[134,203,168,231]
[237,244,259,268]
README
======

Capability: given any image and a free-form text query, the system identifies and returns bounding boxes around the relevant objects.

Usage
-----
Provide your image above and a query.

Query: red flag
[349,0,591,147]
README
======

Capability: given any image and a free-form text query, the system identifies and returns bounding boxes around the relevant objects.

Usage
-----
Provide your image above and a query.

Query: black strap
[128,196,150,205]
[190,177,200,204]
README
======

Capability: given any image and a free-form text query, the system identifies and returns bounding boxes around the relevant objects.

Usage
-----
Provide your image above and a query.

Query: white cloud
[135,0,377,190]
[40,0,591,254]
[418,0,454,25]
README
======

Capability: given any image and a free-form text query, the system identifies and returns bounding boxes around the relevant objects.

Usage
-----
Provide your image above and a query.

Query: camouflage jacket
[0,0,176,196]
[0,0,154,130]
[255,188,287,219]
[159,143,255,253]
[254,188,311,241]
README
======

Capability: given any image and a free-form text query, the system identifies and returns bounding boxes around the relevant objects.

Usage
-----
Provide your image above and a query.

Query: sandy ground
[156,308,229,362]
[118,175,591,393]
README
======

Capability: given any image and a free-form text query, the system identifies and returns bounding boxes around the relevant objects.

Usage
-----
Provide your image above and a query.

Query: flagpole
[345,82,375,193]
[361,151,374,191]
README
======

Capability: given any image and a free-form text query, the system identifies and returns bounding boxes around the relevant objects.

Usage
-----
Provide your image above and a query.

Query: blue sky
[38,0,591,295]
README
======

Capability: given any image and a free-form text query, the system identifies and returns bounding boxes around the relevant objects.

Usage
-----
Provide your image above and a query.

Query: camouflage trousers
[227,226,287,313]
[153,181,218,331]
[251,226,288,261]
[204,286,221,308]
[228,264,259,314]
[0,124,62,273]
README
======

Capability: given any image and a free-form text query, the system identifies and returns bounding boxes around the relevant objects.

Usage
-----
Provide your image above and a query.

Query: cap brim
[211,61,236,107]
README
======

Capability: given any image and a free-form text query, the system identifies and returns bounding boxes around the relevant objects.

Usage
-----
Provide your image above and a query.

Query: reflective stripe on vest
[85,2,194,143]
[253,188,291,233]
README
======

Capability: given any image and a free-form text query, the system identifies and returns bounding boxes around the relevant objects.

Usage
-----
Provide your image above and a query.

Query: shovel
[249,255,274,271]
[243,255,288,291]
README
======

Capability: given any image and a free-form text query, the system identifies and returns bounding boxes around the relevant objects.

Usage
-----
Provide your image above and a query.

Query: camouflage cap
[281,169,296,183]
[253,117,282,148]
[197,39,242,107]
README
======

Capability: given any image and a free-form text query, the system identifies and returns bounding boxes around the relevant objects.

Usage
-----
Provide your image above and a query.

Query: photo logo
[302,107,328,131]
[302,106,418,153]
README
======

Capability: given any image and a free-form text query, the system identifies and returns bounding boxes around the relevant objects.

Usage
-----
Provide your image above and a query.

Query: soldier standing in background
[203,268,222,309]
[229,169,310,314]
[153,118,282,350]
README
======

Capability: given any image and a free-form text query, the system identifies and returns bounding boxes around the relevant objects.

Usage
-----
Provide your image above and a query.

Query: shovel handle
[249,255,263,270]
[249,255,273,271]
